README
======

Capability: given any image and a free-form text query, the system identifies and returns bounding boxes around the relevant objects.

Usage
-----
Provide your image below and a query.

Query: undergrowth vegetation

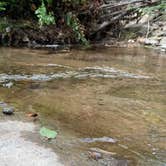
[0,0,91,44]
[141,0,166,14]
[0,0,165,45]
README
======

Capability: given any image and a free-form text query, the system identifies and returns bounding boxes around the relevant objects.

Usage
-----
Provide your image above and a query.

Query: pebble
[88,151,102,160]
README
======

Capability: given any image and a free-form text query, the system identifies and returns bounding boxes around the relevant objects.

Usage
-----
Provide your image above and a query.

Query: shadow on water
[0,47,166,166]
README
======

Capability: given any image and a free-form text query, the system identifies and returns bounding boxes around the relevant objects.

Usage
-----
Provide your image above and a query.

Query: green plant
[140,0,166,14]
[0,2,7,11]
[66,12,89,45]
[0,0,89,45]
[35,0,55,26]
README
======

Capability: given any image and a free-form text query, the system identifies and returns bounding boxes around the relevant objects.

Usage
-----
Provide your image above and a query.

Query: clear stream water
[0,47,165,166]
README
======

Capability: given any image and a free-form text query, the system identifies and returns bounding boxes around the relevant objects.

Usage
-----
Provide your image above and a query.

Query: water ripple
[0,66,151,84]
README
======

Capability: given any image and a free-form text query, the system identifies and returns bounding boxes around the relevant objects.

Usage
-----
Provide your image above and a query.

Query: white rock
[144,38,159,46]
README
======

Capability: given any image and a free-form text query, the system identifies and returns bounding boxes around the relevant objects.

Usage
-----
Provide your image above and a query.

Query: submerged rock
[81,136,117,143]
[88,151,103,160]
[0,101,14,115]
[89,148,116,156]
[2,107,14,115]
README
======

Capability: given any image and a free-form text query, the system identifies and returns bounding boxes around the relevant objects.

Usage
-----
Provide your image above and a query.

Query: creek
[0,47,165,166]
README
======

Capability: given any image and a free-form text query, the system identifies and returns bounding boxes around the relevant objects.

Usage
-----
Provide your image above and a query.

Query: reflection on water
[0,47,165,166]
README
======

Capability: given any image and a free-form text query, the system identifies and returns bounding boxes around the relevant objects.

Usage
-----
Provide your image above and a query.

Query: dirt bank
[0,19,77,48]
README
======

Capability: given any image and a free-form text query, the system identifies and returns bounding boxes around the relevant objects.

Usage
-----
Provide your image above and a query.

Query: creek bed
[0,47,165,166]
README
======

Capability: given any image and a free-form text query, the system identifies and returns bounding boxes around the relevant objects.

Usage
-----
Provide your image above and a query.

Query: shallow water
[0,47,166,166]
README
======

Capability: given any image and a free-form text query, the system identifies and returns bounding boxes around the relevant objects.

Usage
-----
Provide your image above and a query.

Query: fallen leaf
[40,127,57,139]
[27,112,38,117]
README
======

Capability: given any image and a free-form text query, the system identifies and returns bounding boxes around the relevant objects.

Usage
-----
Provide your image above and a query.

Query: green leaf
[40,127,57,139]
[47,0,53,5]
[0,2,7,11]
[35,1,55,26]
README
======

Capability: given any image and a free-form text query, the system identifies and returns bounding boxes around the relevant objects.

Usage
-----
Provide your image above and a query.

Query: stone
[2,82,13,88]
[88,151,102,160]
[159,37,166,50]
[161,45,166,49]
[2,107,14,115]
[144,38,159,46]
[161,49,166,52]
[81,137,117,143]
[22,36,30,42]
[160,37,166,46]
[5,27,11,33]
